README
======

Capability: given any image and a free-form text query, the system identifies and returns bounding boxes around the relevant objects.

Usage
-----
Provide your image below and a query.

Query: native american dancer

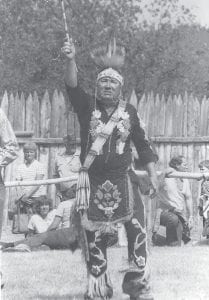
[62,37,158,300]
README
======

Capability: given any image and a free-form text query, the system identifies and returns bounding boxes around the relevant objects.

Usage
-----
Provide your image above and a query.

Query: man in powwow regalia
[62,36,158,300]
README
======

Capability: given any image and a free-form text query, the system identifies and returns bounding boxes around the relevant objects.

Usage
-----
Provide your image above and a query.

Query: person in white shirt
[28,197,56,235]
[153,155,193,246]
[48,197,76,230]
[16,142,47,214]
[0,198,79,251]
[0,138,81,250]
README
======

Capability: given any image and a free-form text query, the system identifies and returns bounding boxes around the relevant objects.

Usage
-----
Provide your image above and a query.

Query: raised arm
[62,39,77,88]
[62,39,91,117]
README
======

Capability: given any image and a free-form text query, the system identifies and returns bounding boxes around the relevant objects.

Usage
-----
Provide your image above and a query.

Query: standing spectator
[53,134,80,202]
[153,155,193,246]
[52,135,80,228]
[198,160,209,239]
[15,142,47,214]
[0,108,19,236]
[0,108,19,288]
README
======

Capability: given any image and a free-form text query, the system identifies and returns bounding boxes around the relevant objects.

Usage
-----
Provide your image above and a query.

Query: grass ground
[1,239,209,300]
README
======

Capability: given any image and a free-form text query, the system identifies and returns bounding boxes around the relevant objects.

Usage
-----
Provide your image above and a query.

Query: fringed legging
[85,192,150,299]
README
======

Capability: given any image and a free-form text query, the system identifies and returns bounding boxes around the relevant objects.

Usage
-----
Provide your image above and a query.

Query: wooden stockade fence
[0,89,80,226]
[1,89,209,235]
[129,90,208,237]
[1,90,80,138]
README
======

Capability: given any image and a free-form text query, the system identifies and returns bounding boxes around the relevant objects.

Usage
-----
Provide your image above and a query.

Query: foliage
[0,0,65,95]
[0,0,142,95]
[1,0,209,98]
[131,25,209,98]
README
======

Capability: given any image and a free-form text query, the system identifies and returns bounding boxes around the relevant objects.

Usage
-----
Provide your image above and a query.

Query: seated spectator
[0,198,116,251]
[198,160,209,239]
[152,155,193,246]
[0,208,81,251]
[47,185,77,231]
[1,184,79,252]
[27,197,56,235]
[15,142,47,214]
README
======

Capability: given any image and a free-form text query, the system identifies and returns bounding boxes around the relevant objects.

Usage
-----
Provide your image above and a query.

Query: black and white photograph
[0,0,209,299]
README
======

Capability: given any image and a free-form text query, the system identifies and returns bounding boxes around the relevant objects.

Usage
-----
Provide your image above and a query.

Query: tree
[0,0,142,95]
[0,0,65,94]
[1,0,209,99]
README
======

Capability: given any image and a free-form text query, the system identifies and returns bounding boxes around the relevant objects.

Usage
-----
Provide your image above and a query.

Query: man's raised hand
[61,38,76,60]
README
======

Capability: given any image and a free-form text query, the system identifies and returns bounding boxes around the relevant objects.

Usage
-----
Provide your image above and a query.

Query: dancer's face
[97,76,121,106]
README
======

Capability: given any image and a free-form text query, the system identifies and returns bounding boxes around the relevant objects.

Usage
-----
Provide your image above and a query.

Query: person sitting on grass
[27,196,56,236]
[47,184,77,231]
[198,160,209,239]
[0,195,81,252]
[152,155,193,246]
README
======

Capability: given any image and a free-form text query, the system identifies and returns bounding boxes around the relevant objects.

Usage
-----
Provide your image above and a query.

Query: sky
[180,0,209,27]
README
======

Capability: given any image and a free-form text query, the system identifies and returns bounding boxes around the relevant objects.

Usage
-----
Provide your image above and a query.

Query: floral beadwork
[94,180,122,220]
[116,110,131,154]
[90,110,105,141]
[135,256,146,268]
[89,108,131,154]
[116,110,130,142]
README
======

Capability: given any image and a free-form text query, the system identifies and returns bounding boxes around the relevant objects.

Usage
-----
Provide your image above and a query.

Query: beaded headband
[97,68,124,86]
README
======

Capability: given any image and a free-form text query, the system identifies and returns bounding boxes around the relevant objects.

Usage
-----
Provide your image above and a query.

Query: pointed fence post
[1,91,9,116]
[129,89,138,109]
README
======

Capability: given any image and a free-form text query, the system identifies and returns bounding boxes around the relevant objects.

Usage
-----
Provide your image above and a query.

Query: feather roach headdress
[90,34,126,72]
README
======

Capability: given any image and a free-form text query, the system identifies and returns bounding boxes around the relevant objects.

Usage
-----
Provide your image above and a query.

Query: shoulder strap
[83,100,126,170]
[75,100,126,211]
